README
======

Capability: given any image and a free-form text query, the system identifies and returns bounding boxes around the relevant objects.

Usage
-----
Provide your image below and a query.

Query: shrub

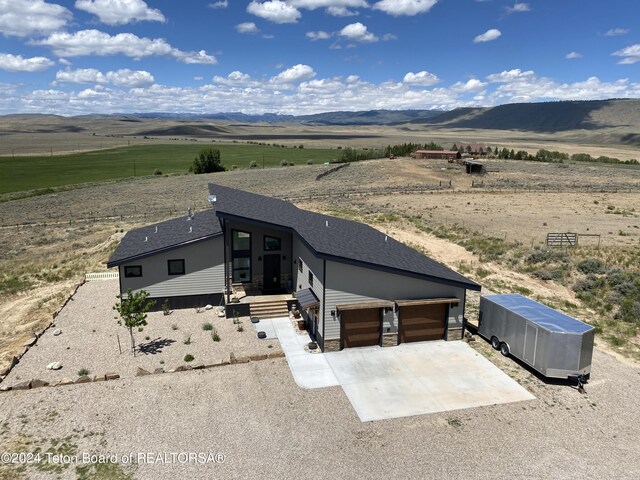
[78,368,90,376]
[231,165,238,170]
[184,354,194,362]
[525,249,570,265]
[249,160,258,168]
[171,323,178,331]
[191,148,225,174]
[202,322,213,331]
[183,335,192,345]
[153,169,162,175]
[475,267,490,279]
[577,258,605,275]
[306,160,313,165]
[280,159,288,167]
[212,329,221,342]
[162,299,171,316]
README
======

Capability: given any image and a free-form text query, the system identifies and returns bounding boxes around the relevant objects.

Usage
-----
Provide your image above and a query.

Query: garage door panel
[399,303,447,343]
[341,308,381,349]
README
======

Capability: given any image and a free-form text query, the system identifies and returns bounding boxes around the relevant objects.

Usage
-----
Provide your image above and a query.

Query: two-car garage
[338,298,459,350]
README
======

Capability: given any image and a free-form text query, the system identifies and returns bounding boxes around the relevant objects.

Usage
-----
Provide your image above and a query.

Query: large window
[298,258,303,273]
[232,230,251,283]
[167,259,185,276]
[308,271,314,287]
[264,235,281,251]
[124,265,142,278]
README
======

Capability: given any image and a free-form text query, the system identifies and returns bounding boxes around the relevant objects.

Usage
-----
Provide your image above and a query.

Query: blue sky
[0,0,638,115]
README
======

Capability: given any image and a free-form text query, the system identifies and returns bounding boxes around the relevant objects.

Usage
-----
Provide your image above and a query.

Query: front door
[263,254,281,290]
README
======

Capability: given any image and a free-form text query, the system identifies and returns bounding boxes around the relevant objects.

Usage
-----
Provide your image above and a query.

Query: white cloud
[382,33,397,41]
[373,0,438,16]
[208,0,228,8]
[306,30,332,40]
[452,78,487,92]
[271,64,316,84]
[236,22,259,34]
[486,68,535,83]
[34,30,217,64]
[604,28,629,36]
[0,53,54,72]
[289,0,367,8]
[326,6,359,16]
[55,67,154,87]
[339,22,378,42]
[75,0,165,25]
[247,0,301,24]
[613,44,640,64]
[565,51,582,60]
[58,58,72,66]
[194,76,204,81]
[212,71,260,87]
[506,2,530,14]
[474,28,501,43]
[403,70,439,86]
[0,0,71,37]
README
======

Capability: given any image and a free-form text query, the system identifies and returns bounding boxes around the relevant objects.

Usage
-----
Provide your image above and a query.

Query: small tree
[191,148,225,174]
[113,289,156,355]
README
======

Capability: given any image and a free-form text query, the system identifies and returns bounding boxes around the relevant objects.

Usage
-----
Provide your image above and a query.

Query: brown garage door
[399,303,447,343]
[340,308,381,349]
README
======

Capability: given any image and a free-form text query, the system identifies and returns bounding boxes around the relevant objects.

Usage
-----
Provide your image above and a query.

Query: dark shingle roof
[107,209,222,267]
[208,184,480,290]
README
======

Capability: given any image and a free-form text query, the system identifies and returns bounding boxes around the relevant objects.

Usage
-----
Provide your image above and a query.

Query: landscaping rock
[13,381,31,390]
[135,367,152,377]
[249,354,268,362]
[105,372,120,381]
[47,362,63,370]
[153,368,164,374]
[59,378,74,386]
[75,376,91,384]
[93,375,106,382]
[174,365,193,372]
[20,346,29,357]
[30,379,49,389]
[0,385,12,392]
[53,329,62,336]
[267,350,286,359]
[0,357,18,376]
[192,364,205,370]
[204,304,213,310]
[235,356,250,364]
[24,337,37,347]
[229,352,236,364]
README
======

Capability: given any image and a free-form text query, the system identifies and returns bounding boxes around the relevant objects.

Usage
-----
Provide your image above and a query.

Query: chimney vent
[189,226,193,233]
[145,236,148,242]
[325,220,329,227]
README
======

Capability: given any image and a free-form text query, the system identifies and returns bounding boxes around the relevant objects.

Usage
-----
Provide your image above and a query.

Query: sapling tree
[113,289,156,355]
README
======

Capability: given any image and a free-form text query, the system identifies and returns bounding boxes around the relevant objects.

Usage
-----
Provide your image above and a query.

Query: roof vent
[145,236,148,242]
[187,207,193,220]
[385,236,388,242]
[208,195,217,204]
[325,220,329,227]
[189,226,193,233]
[154,226,158,233]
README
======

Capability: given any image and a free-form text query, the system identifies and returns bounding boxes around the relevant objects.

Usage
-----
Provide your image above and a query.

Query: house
[414,150,461,161]
[107,184,481,351]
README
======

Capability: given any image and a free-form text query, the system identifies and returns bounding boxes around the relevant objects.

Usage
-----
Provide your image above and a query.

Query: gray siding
[292,235,325,339]
[324,261,465,340]
[119,237,224,299]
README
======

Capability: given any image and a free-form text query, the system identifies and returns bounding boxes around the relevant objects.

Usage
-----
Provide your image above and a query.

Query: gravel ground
[2,279,279,384]
[0,344,639,479]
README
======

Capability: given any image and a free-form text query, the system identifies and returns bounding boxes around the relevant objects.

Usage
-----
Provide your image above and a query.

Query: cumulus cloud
[306,30,332,40]
[339,22,378,42]
[236,22,259,34]
[474,28,501,43]
[55,68,155,87]
[326,6,359,16]
[74,0,165,25]
[565,51,582,59]
[247,0,301,24]
[0,0,71,37]
[271,64,316,84]
[0,53,54,72]
[506,2,530,14]
[613,44,640,64]
[208,0,228,8]
[33,30,216,64]
[604,28,629,36]
[403,70,439,86]
[373,0,438,16]
[452,78,487,92]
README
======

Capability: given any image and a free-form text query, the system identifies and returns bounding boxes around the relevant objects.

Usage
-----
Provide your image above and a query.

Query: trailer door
[523,323,538,365]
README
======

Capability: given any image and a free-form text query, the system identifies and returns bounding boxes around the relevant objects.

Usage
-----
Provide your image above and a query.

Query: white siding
[119,237,224,298]
[292,235,324,338]
[324,261,466,340]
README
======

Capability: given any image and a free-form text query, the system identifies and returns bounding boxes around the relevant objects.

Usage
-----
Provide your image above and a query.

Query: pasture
[0,143,341,194]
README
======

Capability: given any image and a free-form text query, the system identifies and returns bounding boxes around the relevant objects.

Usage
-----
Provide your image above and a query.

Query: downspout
[322,259,326,351]
[222,219,229,303]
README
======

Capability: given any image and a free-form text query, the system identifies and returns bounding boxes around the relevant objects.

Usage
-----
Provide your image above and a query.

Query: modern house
[108,184,481,351]
[414,150,462,161]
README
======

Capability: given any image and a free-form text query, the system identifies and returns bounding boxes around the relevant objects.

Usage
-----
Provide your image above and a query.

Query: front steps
[250,299,290,319]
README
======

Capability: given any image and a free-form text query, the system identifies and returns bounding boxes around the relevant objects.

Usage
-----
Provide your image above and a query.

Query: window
[298,258,303,273]
[167,259,185,276]
[264,235,281,251]
[308,271,314,287]
[124,265,142,278]
[232,230,251,283]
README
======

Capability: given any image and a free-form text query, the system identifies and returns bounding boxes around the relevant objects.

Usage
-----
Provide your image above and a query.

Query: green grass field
[0,144,342,194]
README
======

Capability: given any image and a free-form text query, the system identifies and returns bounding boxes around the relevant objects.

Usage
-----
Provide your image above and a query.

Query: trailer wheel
[500,342,510,357]
[491,336,500,350]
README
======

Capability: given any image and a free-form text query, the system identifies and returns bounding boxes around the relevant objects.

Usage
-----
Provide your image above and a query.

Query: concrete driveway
[324,341,535,422]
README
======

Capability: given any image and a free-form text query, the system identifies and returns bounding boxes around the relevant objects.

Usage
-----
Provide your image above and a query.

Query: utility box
[478,294,594,379]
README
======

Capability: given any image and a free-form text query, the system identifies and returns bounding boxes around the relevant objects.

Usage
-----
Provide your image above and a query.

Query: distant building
[453,143,487,154]
[414,150,461,161]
